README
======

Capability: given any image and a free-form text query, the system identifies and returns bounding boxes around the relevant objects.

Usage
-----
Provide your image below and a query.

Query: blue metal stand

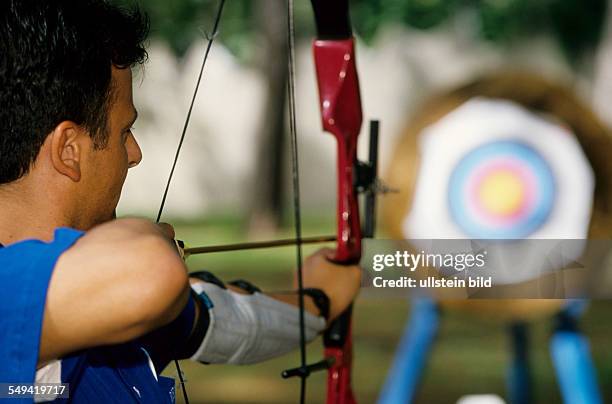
[377,300,602,404]
[378,298,439,404]
[550,302,602,404]
[507,322,531,404]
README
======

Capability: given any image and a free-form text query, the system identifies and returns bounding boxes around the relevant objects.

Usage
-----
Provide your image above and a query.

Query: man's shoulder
[0,227,85,384]
[1,227,83,268]
[0,227,84,251]
[0,227,86,326]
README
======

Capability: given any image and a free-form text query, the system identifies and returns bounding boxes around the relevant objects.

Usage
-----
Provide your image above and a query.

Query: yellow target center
[478,171,525,216]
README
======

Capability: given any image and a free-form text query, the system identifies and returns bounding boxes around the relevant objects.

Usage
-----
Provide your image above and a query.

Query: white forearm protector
[190,281,326,365]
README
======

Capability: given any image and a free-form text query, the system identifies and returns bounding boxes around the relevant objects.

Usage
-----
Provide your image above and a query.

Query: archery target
[401,98,595,284]
[404,97,594,241]
[448,140,555,238]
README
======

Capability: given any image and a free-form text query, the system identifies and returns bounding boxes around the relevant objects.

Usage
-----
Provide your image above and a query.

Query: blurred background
[112,0,612,402]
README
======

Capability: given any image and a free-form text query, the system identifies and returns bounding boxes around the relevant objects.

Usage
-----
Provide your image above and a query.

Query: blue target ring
[448,141,555,238]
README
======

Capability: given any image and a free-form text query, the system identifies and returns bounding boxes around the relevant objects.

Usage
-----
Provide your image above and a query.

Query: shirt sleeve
[0,228,84,384]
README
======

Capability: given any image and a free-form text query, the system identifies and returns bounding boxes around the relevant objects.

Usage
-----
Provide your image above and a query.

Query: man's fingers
[306,247,335,262]
[174,240,186,260]
[156,222,175,239]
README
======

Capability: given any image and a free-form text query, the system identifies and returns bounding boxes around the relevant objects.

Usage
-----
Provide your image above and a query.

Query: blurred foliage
[353,0,608,65]
[114,0,254,57]
[115,0,608,66]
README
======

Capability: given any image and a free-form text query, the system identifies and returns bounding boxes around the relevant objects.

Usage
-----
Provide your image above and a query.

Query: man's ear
[49,121,85,182]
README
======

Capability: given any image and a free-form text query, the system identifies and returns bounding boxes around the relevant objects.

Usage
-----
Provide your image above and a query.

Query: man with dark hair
[0,1,361,402]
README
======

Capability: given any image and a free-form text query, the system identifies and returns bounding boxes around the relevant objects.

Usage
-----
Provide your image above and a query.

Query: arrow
[183,235,336,256]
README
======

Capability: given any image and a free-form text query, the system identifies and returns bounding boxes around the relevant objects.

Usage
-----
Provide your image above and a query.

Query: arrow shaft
[184,235,336,255]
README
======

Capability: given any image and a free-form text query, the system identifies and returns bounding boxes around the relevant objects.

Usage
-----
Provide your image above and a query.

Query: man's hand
[299,248,362,322]
[156,222,187,260]
[156,222,176,239]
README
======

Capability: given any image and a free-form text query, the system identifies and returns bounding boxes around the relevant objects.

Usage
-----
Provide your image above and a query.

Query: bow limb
[311,1,362,403]
[313,37,362,263]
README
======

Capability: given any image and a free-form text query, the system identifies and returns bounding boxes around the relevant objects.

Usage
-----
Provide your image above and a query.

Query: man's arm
[181,249,361,365]
[38,218,190,364]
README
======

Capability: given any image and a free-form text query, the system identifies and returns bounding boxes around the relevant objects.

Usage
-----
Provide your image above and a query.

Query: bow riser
[324,327,356,404]
[313,37,362,404]
[313,38,363,263]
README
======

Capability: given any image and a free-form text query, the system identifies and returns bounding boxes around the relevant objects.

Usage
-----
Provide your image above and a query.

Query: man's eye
[123,127,135,139]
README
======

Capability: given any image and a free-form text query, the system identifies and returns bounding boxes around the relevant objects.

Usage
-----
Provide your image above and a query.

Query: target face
[448,140,556,238]
[402,99,594,283]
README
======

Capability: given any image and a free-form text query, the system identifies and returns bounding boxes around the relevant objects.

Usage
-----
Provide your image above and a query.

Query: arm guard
[189,281,326,365]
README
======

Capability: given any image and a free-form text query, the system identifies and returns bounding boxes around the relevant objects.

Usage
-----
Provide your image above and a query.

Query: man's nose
[127,133,142,168]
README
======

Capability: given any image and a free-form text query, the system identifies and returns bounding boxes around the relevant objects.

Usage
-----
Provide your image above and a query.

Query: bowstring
[155,1,227,403]
[156,0,227,223]
[286,1,308,403]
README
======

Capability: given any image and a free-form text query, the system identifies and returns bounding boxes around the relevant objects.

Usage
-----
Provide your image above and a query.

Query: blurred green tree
[353,0,607,67]
[115,0,607,67]
[114,0,253,58]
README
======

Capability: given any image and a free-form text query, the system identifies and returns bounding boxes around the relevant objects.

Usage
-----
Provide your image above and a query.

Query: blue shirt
[0,228,176,403]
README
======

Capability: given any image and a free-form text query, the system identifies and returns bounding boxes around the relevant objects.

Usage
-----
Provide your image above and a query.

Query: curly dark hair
[0,0,149,184]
